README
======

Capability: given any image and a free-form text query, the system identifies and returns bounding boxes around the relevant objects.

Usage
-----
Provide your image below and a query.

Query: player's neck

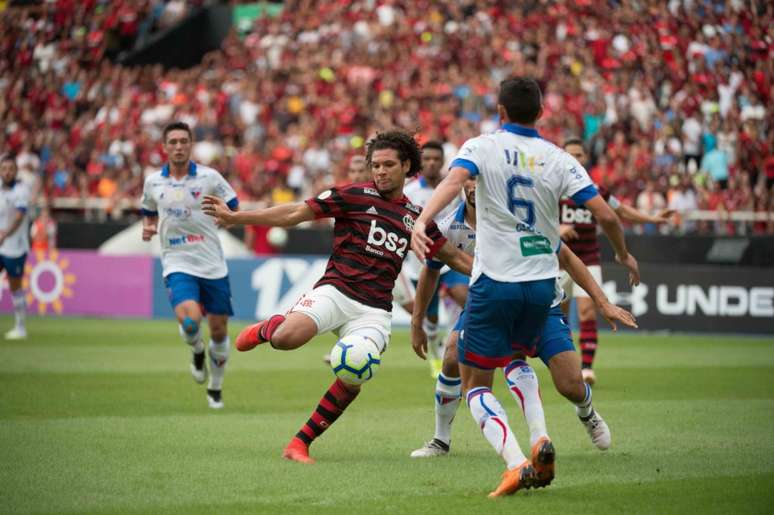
[422,174,441,188]
[168,162,189,179]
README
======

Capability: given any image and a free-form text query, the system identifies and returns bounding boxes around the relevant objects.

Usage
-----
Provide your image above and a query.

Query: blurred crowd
[0,0,772,235]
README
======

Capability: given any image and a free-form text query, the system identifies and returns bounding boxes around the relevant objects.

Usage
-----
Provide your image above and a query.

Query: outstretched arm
[433,240,473,276]
[411,167,470,259]
[558,245,638,331]
[202,196,315,227]
[410,265,442,360]
[583,195,640,286]
[615,203,675,224]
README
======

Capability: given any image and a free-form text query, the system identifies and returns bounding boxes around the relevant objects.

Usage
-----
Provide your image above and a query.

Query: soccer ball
[267,227,288,248]
[329,335,381,385]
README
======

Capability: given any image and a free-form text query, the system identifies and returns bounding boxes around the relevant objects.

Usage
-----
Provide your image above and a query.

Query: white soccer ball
[329,335,381,385]
[267,227,288,248]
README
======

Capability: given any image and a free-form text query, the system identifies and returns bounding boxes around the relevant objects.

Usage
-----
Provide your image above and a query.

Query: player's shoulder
[193,163,224,180]
[144,170,164,184]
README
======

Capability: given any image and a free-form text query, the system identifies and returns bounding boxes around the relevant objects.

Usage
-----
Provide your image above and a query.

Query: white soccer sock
[423,319,443,358]
[11,290,25,330]
[179,324,204,353]
[575,383,594,418]
[433,373,462,445]
[504,360,548,446]
[467,387,527,469]
[207,336,230,390]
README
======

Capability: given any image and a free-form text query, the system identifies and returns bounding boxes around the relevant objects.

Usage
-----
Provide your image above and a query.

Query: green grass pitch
[1,316,772,514]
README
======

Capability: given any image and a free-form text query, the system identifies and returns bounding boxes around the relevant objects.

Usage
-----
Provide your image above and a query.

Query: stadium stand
[0,0,771,235]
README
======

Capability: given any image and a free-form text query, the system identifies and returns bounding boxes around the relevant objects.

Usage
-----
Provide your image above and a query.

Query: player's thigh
[576,296,597,321]
[535,307,575,367]
[174,300,202,323]
[392,270,415,308]
[165,273,202,315]
[510,279,557,353]
[199,276,234,317]
[270,311,319,349]
[338,305,391,354]
[1,254,26,289]
[440,270,469,308]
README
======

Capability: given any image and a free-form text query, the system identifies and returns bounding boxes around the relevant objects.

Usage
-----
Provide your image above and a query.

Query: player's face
[565,143,587,165]
[348,160,370,183]
[463,179,476,208]
[0,160,17,186]
[370,149,409,197]
[421,148,444,180]
[163,129,192,166]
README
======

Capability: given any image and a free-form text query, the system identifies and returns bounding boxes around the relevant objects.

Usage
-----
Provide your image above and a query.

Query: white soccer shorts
[559,264,603,299]
[289,284,391,352]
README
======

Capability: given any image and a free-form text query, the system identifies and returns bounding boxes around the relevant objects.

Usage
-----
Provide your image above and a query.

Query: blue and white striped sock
[575,383,593,419]
[467,386,527,469]
[433,373,461,445]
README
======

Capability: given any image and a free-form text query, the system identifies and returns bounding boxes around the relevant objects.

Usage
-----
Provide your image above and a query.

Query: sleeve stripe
[450,158,480,177]
[571,185,599,205]
[141,209,159,217]
[226,197,239,210]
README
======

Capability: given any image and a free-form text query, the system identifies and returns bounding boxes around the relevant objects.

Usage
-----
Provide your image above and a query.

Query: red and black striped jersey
[305,182,447,311]
[558,185,613,266]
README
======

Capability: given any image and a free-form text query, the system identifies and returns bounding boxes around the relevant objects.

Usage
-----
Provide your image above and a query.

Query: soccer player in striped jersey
[202,130,472,464]
[411,77,640,496]
[559,139,673,385]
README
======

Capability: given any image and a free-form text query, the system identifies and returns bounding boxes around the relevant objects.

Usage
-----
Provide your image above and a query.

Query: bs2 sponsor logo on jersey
[366,220,408,257]
[561,204,593,224]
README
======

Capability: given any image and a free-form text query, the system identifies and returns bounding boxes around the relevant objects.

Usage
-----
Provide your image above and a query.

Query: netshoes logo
[168,234,205,246]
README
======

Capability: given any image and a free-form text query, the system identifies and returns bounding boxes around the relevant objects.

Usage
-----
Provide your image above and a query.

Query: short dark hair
[365,130,422,177]
[498,77,542,125]
[421,140,444,155]
[563,138,584,149]
[163,122,193,142]
[0,154,16,167]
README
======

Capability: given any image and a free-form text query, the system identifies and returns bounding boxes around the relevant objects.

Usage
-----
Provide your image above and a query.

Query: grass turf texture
[1,316,772,514]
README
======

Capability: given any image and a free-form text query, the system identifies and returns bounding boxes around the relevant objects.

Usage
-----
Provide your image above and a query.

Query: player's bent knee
[181,317,199,336]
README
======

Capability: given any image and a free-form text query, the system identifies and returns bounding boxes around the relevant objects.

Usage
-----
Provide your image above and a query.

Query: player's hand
[411,220,432,260]
[141,224,157,241]
[654,209,676,223]
[599,301,638,331]
[615,252,640,287]
[202,195,234,225]
[410,320,428,360]
[559,224,579,241]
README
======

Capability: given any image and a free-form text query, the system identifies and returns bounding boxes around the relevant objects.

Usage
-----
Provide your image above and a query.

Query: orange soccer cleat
[282,437,315,464]
[531,436,556,488]
[488,460,537,498]
[235,314,285,352]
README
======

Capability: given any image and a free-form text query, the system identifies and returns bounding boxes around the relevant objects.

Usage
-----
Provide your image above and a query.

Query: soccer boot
[530,436,555,488]
[410,438,450,458]
[4,327,27,340]
[235,314,284,352]
[579,408,611,450]
[190,350,207,384]
[282,437,315,464]
[207,389,224,409]
[488,460,537,497]
[581,368,597,386]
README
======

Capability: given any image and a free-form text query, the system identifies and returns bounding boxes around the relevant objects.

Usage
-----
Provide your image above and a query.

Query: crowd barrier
[1,251,771,335]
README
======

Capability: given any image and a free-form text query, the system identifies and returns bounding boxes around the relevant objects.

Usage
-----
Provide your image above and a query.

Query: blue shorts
[440,269,469,289]
[459,274,555,369]
[164,272,234,316]
[0,253,27,278]
[454,306,574,366]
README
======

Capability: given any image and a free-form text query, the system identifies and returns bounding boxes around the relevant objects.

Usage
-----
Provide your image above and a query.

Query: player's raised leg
[168,273,208,385]
[548,350,610,450]
[411,328,462,458]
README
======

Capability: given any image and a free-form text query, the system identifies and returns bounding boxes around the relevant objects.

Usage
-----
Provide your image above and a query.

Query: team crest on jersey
[363,187,379,196]
[402,214,415,231]
[404,201,421,214]
[190,188,202,199]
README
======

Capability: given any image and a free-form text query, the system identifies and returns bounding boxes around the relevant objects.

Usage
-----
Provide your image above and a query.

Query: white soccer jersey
[141,162,237,279]
[450,123,596,283]
[430,200,565,307]
[0,181,31,258]
[402,176,459,280]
